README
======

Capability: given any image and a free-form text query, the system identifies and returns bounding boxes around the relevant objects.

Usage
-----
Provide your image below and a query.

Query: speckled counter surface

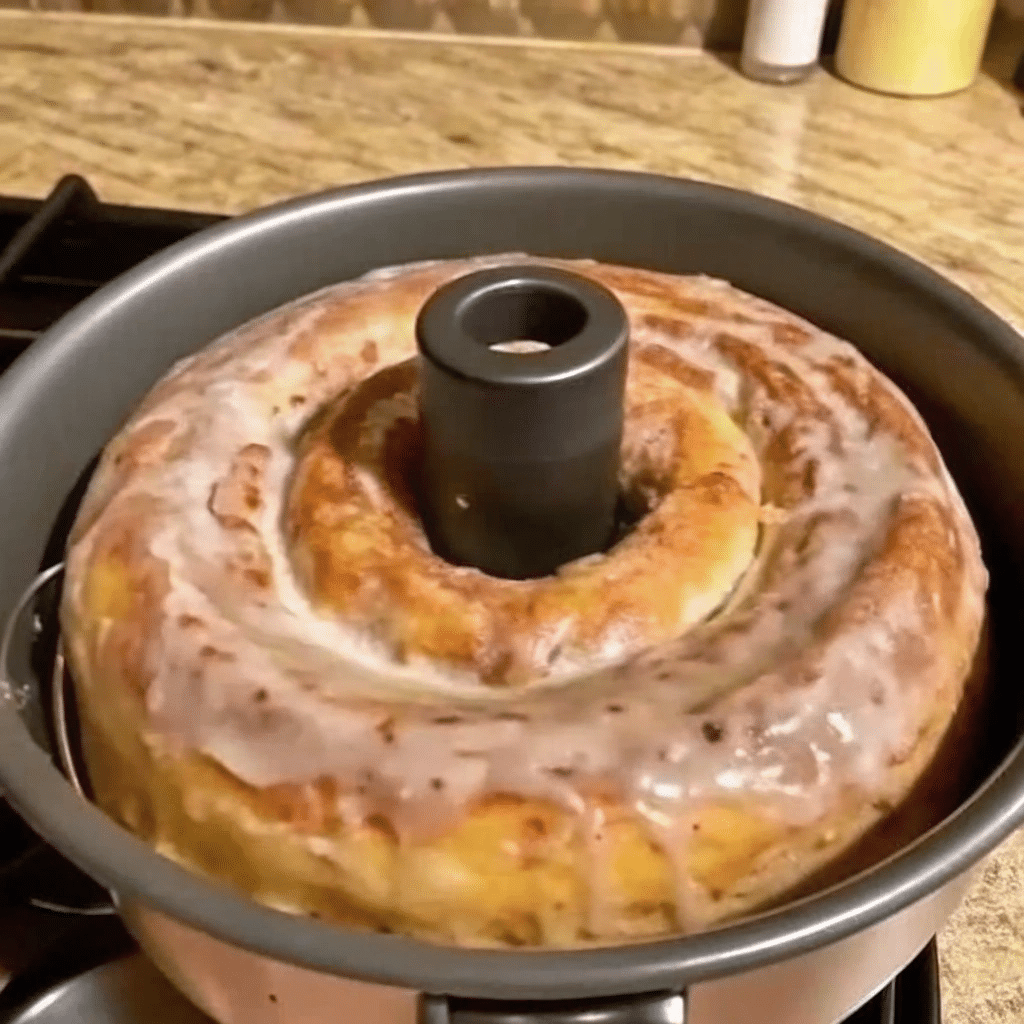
[1,12,1024,1022]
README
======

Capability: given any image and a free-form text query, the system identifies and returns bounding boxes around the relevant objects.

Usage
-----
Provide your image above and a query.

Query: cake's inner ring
[285,348,763,688]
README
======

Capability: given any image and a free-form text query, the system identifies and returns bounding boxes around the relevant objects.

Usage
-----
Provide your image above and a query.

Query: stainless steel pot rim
[1,166,1023,1000]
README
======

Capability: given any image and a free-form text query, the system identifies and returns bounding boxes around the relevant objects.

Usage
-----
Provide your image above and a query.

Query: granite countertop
[1,11,1024,1022]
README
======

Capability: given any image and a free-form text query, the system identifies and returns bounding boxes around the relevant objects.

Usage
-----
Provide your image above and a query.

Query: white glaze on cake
[61,255,988,940]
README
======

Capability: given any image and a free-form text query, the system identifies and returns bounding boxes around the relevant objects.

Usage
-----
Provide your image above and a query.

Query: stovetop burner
[0,175,943,1024]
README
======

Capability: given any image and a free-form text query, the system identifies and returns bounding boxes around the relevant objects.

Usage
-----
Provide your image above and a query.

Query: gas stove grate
[0,174,222,371]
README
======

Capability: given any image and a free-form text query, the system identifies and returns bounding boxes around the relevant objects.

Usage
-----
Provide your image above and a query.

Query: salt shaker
[740,0,831,84]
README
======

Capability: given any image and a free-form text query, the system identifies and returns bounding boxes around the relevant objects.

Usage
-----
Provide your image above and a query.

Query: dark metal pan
[0,168,1023,1024]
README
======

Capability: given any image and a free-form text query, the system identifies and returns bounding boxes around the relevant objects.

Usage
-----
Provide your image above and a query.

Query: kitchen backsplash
[0,0,749,47]
[5,0,1013,56]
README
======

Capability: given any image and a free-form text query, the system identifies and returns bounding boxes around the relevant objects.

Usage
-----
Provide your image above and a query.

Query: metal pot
[1,168,1024,1024]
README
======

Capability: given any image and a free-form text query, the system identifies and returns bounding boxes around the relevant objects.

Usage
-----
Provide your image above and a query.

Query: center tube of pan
[415,265,629,581]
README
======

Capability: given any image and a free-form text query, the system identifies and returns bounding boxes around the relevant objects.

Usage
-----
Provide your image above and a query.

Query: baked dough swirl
[61,256,988,947]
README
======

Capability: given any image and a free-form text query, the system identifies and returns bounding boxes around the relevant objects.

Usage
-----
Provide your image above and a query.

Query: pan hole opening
[458,281,589,354]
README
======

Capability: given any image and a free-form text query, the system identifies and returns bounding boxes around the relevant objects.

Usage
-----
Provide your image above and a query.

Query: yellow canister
[835,0,997,96]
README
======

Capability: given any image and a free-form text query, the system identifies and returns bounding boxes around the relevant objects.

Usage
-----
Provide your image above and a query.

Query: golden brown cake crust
[60,256,988,947]
[286,348,761,687]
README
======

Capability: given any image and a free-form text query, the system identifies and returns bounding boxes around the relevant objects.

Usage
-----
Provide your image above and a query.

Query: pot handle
[419,989,687,1023]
